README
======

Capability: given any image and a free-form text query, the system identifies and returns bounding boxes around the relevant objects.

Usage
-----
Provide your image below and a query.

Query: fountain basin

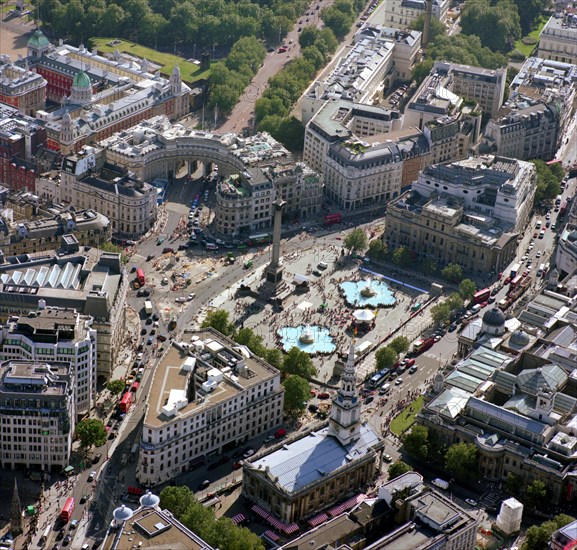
[340,279,396,308]
[277,325,336,354]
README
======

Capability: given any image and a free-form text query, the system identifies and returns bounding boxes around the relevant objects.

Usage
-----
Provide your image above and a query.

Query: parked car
[198,480,211,490]
[162,247,175,254]
[87,471,97,482]
[383,454,393,463]
[92,453,102,464]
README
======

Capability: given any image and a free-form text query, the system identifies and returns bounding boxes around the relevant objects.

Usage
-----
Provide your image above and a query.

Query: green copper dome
[27,30,49,49]
[72,71,91,89]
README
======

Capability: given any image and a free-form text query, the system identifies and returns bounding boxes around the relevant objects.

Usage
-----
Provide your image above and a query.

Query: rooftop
[0,360,71,396]
[247,423,381,495]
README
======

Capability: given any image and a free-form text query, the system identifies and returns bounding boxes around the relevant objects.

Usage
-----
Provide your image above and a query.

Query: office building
[479,57,577,161]
[0,360,75,472]
[137,329,284,486]
[0,308,97,416]
[0,247,128,377]
[538,12,577,65]
[242,344,384,524]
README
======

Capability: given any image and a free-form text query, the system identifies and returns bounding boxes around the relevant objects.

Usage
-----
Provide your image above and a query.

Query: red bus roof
[120,392,132,403]
[61,497,75,513]
[473,288,490,297]
[510,275,522,285]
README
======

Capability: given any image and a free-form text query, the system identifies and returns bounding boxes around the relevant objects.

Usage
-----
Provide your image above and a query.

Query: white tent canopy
[353,309,375,322]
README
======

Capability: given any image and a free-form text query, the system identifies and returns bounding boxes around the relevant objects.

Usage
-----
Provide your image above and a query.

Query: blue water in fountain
[340,279,396,307]
[277,325,336,354]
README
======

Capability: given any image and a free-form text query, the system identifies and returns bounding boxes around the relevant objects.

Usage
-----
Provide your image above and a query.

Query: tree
[392,246,412,267]
[375,346,398,370]
[525,479,547,509]
[410,13,446,43]
[389,336,410,355]
[201,309,236,337]
[430,302,452,324]
[504,472,523,497]
[402,425,430,459]
[388,460,411,480]
[264,348,284,371]
[282,375,310,418]
[446,293,464,311]
[459,279,476,301]
[160,486,197,518]
[283,347,317,378]
[367,239,388,261]
[106,379,126,396]
[523,514,575,550]
[532,159,562,206]
[75,419,107,455]
[344,228,368,254]
[442,263,463,284]
[445,443,478,479]
[235,327,266,357]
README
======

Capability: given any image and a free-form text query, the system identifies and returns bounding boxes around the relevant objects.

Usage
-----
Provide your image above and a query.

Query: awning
[263,530,280,542]
[308,512,328,527]
[353,309,375,322]
[231,513,246,525]
[267,514,285,531]
[327,493,366,517]
[251,504,270,520]
[283,522,299,535]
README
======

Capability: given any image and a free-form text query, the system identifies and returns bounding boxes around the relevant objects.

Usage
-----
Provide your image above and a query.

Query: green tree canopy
[402,424,430,460]
[201,309,236,337]
[159,486,197,518]
[391,246,412,266]
[446,293,464,311]
[459,279,477,301]
[344,228,368,254]
[532,159,562,206]
[106,379,126,396]
[410,13,446,43]
[283,347,317,378]
[375,346,398,370]
[235,327,266,357]
[445,442,478,479]
[282,375,310,417]
[442,263,463,283]
[389,336,410,355]
[388,460,412,480]
[504,472,523,497]
[525,479,547,509]
[523,514,575,550]
[75,418,107,454]
[367,239,388,260]
[430,302,452,324]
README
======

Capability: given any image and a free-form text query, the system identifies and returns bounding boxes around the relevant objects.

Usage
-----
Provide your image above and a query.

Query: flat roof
[145,330,279,429]
[248,423,382,494]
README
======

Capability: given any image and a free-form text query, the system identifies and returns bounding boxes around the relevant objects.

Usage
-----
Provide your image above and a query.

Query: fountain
[340,278,396,308]
[277,325,336,354]
[299,325,315,344]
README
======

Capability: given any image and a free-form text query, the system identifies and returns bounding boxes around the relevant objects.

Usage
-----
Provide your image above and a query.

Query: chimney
[422,0,433,48]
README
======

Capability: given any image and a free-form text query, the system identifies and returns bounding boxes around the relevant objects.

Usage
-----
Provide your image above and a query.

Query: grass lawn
[89,37,212,84]
[389,395,424,436]
[512,15,548,58]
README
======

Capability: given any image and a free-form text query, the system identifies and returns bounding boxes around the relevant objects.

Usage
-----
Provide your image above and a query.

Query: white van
[318,261,328,269]
[379,383,391,395]
[432,478,450,490]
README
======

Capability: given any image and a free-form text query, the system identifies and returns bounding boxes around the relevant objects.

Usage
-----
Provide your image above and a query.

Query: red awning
[327,493,366,517]
[127,486,143,495]
[267,515,285,531]
[283,522,299,535]
[308,512,328,527]
[251,504,270,520]
[263,530,280,542]
[231,513,246,525]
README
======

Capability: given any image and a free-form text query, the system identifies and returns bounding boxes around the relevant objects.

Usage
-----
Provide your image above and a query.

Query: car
[521,255,527,261]
[187,293,196,301]
[533,232,538,238]
[395,377,403,385]
[448,323,458,332]
[243,449,255,459]
[198,480,211,490]
[145,317,153,325]
[433,335,442,342]
[317,392,330,399]
[175,297,187,303]
[265,435,275,442]
[488,296,496,304]
[490,287,499,296]
[80,494,91,504]
[56,530,65,540]
[92,453,102,464]
[383,453,393,463]
[70,520,79,530]
[312,269,322,276]
[465,498,478,506]
[141,289,150,297]
[150,328,156,335]
[536,251,542,258]
[88,470,97,482]
[232,461,243,470]
[546,213,551,220]
[157,334,167,342]
[162,247,175,254]
[408,365,418,374]
[278,47,287,53]
[147,337,153,345]
[364,396,374,405]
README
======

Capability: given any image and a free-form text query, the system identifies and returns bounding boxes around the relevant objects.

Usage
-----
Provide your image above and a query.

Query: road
[217,0,334,133]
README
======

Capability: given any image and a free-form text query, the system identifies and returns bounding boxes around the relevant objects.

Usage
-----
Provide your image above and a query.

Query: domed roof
[140,491,160,508]
[113,504,133,522]
[28,30,49,49]
[482,307,506,327]
[72,71,91,89]
[567,231,577,243]
[510,330,530,346]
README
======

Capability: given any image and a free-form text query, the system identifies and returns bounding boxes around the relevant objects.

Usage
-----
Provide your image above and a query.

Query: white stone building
[0,308,97,417]
[539,12,577,65]
[137,329,284,486]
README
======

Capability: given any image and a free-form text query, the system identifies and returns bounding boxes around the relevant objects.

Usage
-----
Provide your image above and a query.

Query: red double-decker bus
[508,275,522,292]
[471,288,490,306]
[324,212,342,226]
[60,497,75,523]
[560,201,568,218]
[135,268,145,287]
[119,392,133,413]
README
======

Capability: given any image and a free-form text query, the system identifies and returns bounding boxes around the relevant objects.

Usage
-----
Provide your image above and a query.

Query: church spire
[328,340,362,445]
[10,478,22,536]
